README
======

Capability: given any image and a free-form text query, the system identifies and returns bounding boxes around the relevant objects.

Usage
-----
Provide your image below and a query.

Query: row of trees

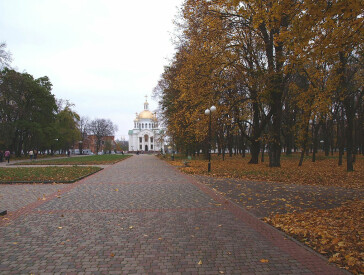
[0,43,117,156]
[154,0,363,171]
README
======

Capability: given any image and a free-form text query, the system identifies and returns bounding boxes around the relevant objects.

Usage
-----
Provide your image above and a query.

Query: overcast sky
[0,0,183,140]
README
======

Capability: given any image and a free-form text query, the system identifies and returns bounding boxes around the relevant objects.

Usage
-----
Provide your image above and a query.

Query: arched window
[142,123,144,128]
[149,123,151,128]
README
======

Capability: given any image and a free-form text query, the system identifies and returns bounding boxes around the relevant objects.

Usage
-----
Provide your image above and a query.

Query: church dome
[139,110,155,119]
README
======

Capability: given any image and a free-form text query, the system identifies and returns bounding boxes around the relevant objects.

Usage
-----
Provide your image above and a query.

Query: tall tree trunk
[269,101,283,167]
[338,117,345,166]
[339,52,354,171]
[312,119,319,162]
[344,97,354,171]
[268,71,283,167]
[241,136,246,158]
[249,140,260,164]
[299,123,309,167]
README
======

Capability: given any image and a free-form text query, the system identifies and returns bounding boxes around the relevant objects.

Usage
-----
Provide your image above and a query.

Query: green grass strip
[0,166,102,183]
[17,154,131,165]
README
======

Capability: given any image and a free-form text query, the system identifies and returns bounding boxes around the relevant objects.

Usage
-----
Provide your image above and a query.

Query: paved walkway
[0,155,346,274]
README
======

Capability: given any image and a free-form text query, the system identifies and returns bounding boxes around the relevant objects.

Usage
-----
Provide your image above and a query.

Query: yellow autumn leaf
[260,259,269,263]
[337,241,345,247]
[198,260,202,265]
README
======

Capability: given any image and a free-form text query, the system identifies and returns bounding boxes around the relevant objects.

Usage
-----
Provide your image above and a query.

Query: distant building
[128,98,164,152]
[75,135,116,154]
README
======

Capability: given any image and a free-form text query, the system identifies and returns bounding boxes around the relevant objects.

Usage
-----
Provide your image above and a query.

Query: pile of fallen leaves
[167,154,364,188]
[265,200,364,274]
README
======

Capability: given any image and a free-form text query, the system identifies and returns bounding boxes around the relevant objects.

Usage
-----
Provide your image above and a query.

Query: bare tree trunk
[249,140,260,164]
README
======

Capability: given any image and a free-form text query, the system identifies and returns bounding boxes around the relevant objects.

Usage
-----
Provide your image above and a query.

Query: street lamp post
[205,105,217,172]
[79,140,83,155]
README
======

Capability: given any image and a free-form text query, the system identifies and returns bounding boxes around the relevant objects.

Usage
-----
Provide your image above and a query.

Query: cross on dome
[144,95,149,110]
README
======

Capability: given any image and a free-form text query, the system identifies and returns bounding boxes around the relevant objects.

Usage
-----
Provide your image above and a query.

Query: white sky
[0,0,183,140]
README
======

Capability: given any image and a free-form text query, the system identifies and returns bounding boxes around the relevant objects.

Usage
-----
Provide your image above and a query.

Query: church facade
[128,98,164,153]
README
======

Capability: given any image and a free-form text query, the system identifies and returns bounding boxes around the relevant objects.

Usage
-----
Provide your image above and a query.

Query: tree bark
[249,140,260,164]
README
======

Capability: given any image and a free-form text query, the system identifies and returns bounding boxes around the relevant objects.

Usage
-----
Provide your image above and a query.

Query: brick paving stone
[0,155,347,274]
[0,184,63,211]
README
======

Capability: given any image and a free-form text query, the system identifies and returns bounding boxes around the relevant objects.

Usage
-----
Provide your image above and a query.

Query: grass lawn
[162,153,364,273]
[18,154,131,165]
[0,166,102,183]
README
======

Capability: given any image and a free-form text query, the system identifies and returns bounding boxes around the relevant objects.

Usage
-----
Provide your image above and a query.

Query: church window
[151,137,153,143]
[142,123,144,128]
[149,123,151,128]
[151,144,153,149]
[139,137,142,143]
[144,134,149,142]
[140,145,142,150]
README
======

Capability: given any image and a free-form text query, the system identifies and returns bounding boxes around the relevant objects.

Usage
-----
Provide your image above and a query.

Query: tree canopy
[154,0,363,171]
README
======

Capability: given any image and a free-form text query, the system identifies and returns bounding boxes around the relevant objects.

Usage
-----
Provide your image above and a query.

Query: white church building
[128,98,165,153]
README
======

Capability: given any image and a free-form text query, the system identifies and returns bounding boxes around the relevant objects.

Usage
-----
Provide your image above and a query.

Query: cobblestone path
[0,155,346,274]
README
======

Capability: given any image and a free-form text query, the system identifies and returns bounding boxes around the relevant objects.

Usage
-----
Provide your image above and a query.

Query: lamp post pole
[79,140,83,155]
[208,111,212,172]
[205,105,216,173]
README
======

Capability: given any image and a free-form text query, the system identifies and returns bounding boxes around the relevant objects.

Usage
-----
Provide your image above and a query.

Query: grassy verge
[11,154,65,161]
[0,166,102,183]
[17,154,131,165]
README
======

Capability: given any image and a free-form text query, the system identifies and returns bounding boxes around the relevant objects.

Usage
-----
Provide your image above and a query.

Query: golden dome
[138,110,156,120]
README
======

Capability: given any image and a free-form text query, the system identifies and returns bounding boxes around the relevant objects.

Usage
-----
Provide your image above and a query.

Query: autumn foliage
[154,0,364,171]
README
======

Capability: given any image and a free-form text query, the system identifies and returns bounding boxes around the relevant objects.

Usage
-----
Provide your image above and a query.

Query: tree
[115,139,128,152]
[0,42,12,68]
[155,0,363,172]
[294,0,364,171]
[78,116,90,154]
[0,69,57,156]
[55,101,80,153]
[88,118,117,153]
